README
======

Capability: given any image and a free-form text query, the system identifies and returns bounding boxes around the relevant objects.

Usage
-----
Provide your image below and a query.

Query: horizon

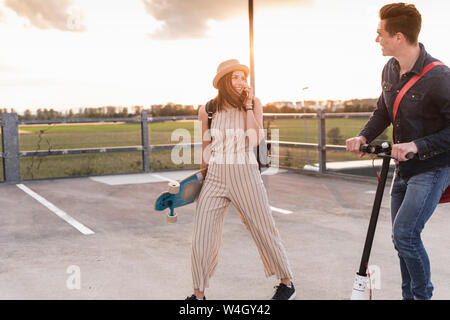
[1,0,449,114]
[1,96,379,115]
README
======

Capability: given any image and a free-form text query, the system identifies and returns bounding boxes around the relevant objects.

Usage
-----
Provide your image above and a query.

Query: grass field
[0,117,392,181]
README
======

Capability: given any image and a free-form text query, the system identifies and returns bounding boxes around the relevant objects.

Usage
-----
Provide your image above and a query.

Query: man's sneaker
[185,294,206,300]
[271,283,296,300]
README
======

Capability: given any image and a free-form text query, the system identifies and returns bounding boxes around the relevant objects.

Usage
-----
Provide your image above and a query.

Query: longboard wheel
[168,181,180,194]
[166,214,178,224]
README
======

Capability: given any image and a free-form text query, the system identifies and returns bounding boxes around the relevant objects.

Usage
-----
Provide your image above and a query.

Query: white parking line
[16,184,95,235]
[89,170,197,185]
[151,174,178,184]
[270,206,293,214]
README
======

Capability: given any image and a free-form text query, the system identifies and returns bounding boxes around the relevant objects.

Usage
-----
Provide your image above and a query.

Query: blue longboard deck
[154,169,207,219]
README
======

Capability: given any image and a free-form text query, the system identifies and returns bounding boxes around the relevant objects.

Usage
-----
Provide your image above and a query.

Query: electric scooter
[350,142,413,300]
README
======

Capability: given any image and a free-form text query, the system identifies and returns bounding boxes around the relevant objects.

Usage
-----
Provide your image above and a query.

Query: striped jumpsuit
[191,104,293,292]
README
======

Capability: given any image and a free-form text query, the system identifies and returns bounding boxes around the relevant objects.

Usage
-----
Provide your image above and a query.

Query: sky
[0,0,449,113]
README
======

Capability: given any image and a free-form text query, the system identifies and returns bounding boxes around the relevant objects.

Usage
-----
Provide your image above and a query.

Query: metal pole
[304,118,309,164]
[1,113,21,182]
[317,109,326,173]
[141,111,150,173]
[249,0,255,92]
[302,87,309,164]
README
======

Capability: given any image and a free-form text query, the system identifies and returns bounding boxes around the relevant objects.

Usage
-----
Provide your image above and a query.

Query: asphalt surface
[1,169,449,300]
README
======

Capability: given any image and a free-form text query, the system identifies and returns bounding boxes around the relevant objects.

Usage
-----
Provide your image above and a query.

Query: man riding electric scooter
[346,3,450,300]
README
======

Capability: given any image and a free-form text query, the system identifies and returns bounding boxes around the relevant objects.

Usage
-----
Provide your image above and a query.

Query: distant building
[330,105,345,112]
[266,98,376,112]
[272,101,296,109]
[302,100,317,108]
[308,105,326,111]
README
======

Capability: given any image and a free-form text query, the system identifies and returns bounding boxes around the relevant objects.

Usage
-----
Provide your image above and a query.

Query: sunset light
[0,0,449,113]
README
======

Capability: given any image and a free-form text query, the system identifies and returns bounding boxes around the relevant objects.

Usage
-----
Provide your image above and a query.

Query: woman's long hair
[213,72,247,112]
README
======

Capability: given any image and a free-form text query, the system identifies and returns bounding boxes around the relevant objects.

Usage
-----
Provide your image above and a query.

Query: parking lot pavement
[1,169,449,299]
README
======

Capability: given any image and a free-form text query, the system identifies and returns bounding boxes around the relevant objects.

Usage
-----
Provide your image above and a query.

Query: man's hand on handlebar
[391,141,418,163]
[346,136,417,163]
[346,136,367,158]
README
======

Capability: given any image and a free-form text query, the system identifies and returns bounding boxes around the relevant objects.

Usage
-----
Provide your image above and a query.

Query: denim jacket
[359,43,450,178]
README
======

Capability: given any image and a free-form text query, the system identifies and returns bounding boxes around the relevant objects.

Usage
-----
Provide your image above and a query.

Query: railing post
[1,113,21,182]
[317,109,326,173]
[141,111,150,173]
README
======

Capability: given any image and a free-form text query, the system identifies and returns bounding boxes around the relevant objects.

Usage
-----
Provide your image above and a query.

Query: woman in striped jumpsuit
[186,59,295,300]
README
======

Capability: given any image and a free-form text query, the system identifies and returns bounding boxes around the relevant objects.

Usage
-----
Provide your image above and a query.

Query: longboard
[154,168,207,223]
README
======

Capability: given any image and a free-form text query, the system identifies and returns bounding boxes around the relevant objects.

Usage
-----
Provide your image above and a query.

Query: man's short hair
[379,3,422,44]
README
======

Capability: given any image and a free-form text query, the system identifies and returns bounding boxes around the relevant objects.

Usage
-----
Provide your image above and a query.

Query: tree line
[0,99,378,121]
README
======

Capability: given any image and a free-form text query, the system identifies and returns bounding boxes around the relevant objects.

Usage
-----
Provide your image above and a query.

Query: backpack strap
[205,99,216,141]
[205,99,216,130]
[392,61,445,138]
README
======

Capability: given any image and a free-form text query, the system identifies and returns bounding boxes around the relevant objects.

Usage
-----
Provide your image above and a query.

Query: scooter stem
[357,156,391,276]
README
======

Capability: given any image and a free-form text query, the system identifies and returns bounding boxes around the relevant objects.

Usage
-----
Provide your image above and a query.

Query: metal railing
[0,110,374,183]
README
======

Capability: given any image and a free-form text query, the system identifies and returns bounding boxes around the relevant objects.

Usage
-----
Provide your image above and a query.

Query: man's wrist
[358,135,367,144]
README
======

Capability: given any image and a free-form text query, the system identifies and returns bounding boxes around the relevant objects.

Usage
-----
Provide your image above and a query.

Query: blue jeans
[390,166,449,300]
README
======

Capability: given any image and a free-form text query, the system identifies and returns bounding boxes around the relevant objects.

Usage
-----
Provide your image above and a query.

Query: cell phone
[240,89,248,103]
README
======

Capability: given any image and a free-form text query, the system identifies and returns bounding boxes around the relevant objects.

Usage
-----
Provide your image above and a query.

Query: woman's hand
[242,85,254,107]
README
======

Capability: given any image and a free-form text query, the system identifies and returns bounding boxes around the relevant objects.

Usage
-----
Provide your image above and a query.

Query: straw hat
[213,59,249,89]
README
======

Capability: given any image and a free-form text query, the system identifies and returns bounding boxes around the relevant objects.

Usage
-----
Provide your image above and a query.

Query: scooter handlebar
[359,143,415,159]
[359,144,385,155]
[405,152,415,160]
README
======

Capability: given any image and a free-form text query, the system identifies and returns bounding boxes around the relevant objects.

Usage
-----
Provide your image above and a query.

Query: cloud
[4,0,86,32]
[142,0,312,40]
